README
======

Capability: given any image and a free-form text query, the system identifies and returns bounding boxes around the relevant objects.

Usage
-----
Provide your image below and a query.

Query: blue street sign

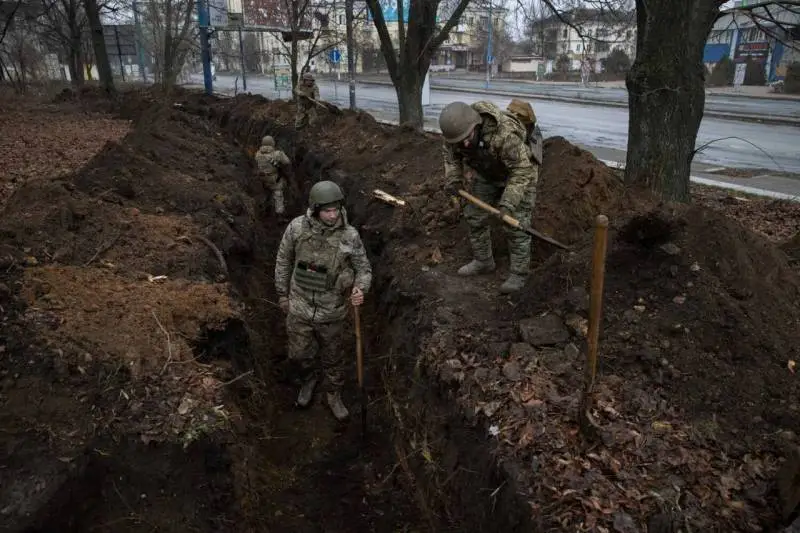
[329,49,341,64]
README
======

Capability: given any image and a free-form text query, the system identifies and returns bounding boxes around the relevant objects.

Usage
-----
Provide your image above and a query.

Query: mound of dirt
[533,136,625,243]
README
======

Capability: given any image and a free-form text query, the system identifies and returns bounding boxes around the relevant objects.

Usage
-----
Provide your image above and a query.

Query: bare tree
[31,0,90,86]
[366,0,473,126]
[84,0,114,92]
[131,0,197,89]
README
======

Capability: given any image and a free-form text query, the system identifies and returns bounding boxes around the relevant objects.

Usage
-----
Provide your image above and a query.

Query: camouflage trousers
[463,168,538,275]
[286,313,345,392]
[261,174,285,214]
[295,106,317,130]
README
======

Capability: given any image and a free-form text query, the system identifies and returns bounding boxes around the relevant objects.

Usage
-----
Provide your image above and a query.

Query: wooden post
[579,214,609,438]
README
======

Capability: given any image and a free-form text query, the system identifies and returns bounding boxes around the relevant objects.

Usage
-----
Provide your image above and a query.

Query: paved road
[421,77,800,121]
[197,74,800,175]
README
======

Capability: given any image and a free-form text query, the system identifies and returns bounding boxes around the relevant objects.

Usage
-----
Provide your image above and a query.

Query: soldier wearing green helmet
[439,100,540,294]
[274,180,372,421]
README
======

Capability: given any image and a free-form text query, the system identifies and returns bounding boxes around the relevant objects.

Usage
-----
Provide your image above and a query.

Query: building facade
[703,0,800,82]
[526,8,636,72]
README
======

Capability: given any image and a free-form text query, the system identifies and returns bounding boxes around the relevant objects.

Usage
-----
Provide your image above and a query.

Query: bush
[604,49,631,75]
[707,56,734,86]
[785,61,800,94]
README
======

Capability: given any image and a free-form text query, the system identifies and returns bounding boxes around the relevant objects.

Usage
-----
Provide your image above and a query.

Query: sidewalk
[346,72,800,101]
[342,75,800,127]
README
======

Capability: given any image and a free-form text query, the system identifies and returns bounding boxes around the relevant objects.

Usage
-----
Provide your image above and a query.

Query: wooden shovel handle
[354,306,363,388]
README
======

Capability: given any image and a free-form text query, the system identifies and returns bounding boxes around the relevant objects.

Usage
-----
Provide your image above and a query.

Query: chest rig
[292,218,344,292]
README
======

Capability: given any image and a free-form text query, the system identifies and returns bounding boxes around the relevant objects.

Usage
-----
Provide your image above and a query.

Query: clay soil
[2,86,800,533]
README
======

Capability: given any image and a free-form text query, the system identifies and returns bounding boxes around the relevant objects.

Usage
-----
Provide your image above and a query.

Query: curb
[355,79,800,128]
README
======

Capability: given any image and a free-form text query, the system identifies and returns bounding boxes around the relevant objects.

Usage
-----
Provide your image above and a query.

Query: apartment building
[527,8,636,71]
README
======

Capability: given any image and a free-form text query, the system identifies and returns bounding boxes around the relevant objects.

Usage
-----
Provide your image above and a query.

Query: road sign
[329,49,341,64]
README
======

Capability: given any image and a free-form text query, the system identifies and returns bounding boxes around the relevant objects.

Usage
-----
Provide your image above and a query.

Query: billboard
[367,0,410,23]
[208,0,228,27]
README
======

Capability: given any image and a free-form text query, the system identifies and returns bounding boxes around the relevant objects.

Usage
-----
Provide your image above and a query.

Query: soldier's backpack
[505,98,544,165]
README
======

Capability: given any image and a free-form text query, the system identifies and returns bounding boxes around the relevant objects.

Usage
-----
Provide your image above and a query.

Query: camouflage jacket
[443,101,537,212]
[274,207,372,323]
[295,82,320,110]
[255,146,290,186]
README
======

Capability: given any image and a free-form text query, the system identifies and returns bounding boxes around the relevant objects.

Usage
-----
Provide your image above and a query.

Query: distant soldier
[294,72,320,130]
[254,135,291,216]
[274,181,372,421]
[439,100,540,294]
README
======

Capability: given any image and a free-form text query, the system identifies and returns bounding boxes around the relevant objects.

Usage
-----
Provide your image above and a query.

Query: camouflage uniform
[254,136,291,215]
[294,73,320,130]
[441,100,540,293]
[274,185,372,419]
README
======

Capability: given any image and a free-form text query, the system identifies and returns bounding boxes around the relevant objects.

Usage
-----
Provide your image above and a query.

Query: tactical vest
[292,218,344,292]
[458,101,529,180]
[255,148,277,174]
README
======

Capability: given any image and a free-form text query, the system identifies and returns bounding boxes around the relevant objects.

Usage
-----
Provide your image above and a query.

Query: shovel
[294,90,343,115]
[457,189,570,250]
[354,305,367,439]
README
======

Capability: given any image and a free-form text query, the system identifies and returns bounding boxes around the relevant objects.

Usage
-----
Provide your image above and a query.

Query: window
[562,28,567,38]
[626,30,632,40]
[339,14,344,25]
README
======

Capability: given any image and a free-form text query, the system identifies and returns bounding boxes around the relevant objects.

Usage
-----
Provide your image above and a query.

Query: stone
[486,342,509,359]
[777,446,800,520]
[659,242,680,255]
[613,511,639,533]
[509,342,535,360]
[565,286,589,312]
[518,314,570,346]
[564,343,580,359]
[502,361,522,382]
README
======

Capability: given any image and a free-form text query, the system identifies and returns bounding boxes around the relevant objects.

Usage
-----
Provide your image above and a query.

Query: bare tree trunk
[624,0,721,202]
[84,0,115,93]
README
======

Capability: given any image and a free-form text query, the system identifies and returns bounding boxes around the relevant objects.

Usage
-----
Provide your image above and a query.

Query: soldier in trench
[254,135,292,216]
[439,100,540,294]
[293,72,320,131]
[274,180,372,421]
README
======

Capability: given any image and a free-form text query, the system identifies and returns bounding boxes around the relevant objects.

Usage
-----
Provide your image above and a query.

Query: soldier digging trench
[439,99,541,294]
[254,135,292,217]
[293,72,320,131]
[274,180,372,421]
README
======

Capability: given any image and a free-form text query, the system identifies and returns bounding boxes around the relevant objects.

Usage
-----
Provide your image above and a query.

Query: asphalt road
[196,73,800,174]
[425,77,800,121]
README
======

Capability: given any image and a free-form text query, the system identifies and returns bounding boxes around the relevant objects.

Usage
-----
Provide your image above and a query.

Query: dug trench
[2,87,800,532]
[0,89,529,533]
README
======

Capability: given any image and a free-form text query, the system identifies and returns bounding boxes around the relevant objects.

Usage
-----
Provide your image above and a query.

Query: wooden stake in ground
[579,214,609,439]
[354,305,367,439]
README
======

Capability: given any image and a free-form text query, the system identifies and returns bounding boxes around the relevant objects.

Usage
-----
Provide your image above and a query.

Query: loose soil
[2,86,800,533]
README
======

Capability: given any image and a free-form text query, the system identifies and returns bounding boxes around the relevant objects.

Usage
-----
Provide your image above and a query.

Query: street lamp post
[485,0,493,90]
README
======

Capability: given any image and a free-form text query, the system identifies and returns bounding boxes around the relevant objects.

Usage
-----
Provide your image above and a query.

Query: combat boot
[326,392,349,421]
[296,376,318,408]
[457,258,496,276]
[499,273,527,294]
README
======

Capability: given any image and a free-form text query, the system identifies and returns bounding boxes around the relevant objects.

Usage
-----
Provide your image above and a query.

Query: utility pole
[132,0,147,82]
[238,25,247,92]
[345,0,356,109]
[197,0,213,95]
[485,0,493,90]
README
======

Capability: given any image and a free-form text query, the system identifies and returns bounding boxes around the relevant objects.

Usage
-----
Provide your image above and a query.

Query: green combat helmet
[309,180,344,210]
[261,135,275,147]
[439,101,481,143]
